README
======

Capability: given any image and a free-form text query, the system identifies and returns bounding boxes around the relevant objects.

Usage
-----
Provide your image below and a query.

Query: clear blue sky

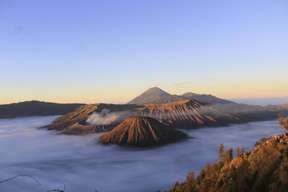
[0,0,288,104]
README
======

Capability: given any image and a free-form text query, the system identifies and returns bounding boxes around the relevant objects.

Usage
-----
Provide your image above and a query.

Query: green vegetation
[171,118,288,192]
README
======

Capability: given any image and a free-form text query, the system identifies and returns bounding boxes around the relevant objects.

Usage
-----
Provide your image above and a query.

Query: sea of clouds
[0,116,283,192]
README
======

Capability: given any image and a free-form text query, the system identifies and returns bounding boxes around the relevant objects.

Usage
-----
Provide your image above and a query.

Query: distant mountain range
[128,87,234,105]
[182,92,234,104]
[0,87,233,119]
[47,99,217,135]
[2,89,288,148]
[0,101,83,119]
[47,91,288,136]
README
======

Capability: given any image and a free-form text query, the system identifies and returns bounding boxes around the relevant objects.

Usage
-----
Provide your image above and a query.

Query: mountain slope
[128,87,182,105]
[47,104,98,131]
[100,116,187,146]
[141,99,216,127]
[47,103,140,134]
[0,101,82,119]
[182,92,234,104]
[128,87,234,105]
[172,130,288,192]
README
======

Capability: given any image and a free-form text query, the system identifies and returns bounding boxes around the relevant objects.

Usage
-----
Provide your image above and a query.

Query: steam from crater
[86,109,132,126]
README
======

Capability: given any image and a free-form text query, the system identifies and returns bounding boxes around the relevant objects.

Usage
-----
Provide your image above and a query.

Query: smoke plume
[86,109,131,126]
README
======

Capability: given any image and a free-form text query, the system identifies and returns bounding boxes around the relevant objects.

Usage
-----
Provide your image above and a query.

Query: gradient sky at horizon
[0,0,288,104]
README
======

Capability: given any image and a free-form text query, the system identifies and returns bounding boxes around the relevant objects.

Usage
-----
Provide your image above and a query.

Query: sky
[0,0,288,104]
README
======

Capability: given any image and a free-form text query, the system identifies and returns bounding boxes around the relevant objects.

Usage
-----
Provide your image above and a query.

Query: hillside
[171,119,288,192]
[0,101,82,119]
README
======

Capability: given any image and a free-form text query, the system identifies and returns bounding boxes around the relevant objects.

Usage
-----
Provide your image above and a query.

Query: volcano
[128,87,182,105]
[46,88,287,135]
[128,87,234,105]
[141,99,215,127]
[48,104,98,131]
[100,116,187,146]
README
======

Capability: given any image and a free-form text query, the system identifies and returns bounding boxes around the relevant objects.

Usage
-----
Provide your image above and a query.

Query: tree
[279,115,288,131]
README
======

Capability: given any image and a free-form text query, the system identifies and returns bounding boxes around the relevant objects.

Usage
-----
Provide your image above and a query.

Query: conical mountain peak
[128,87,181,105]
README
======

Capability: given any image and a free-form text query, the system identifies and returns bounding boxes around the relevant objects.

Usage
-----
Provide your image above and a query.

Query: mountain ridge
[0,100,83,119]
[182,92,234,104]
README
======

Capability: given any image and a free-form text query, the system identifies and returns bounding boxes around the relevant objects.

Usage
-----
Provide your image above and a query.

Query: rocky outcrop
[172,132,288,192]
[100,116,187,146]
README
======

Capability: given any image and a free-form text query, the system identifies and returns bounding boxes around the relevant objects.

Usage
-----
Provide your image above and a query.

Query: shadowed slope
[100,116,187,146]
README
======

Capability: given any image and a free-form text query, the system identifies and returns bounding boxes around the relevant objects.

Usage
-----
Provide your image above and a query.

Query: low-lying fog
[0,116,283,192]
